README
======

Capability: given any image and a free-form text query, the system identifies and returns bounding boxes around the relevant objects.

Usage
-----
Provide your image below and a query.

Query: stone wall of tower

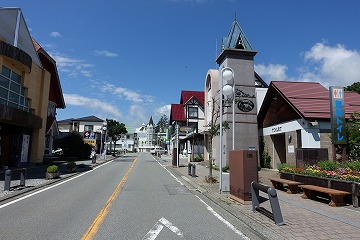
[216,49,259,166]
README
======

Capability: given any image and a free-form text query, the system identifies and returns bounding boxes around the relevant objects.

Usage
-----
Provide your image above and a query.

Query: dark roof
[222,19,252,50]
[58,116,104,123]
[180,91,204,107]
[76,115,104,122]
[258,81,360,128]
[149,116,154,126]
[57,118,74,124]
[170,104,186,122]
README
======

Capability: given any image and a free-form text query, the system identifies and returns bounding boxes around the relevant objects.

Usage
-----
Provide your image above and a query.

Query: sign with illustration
[235,88,255,112]
[84,131,96,139]
[329,86,346,144]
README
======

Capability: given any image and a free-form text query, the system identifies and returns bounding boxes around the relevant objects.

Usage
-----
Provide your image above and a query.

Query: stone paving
[162,155,360,240]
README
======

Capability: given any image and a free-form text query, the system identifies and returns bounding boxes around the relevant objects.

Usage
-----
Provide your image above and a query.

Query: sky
[2,0,360,130]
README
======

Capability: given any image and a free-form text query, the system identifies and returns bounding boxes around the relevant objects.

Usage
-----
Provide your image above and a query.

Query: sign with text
[179,126,193,132]
[83,139,96,146]
[329,86,347,144]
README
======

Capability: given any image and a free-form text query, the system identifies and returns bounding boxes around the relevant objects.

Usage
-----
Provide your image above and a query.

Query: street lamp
[219,67,234,193]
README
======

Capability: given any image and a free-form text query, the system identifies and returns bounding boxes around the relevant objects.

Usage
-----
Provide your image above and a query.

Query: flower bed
[278,160,360,207]
[278,160,360,183]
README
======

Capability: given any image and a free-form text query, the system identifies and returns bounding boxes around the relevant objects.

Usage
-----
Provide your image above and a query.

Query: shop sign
[329,86,346,144]
[180,126,193,132]
[84,139,96,146]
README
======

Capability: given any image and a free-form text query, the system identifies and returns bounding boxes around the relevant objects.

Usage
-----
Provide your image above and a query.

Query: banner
[329,86,346,144]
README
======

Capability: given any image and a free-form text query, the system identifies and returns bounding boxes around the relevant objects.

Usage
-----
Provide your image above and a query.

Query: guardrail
[251,181,284,226]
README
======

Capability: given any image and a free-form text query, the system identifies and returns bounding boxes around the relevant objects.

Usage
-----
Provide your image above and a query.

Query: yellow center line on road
[81,158,138,240]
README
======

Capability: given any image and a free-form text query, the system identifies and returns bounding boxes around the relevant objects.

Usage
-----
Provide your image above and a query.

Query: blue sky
[3,0,360,129]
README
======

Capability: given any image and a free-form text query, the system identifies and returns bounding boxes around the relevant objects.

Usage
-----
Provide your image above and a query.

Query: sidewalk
[0,155,114,202]
[160,154,360,240]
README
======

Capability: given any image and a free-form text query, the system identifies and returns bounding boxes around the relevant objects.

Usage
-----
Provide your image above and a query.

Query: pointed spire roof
[148,116,154,126]
[222,18,252,50]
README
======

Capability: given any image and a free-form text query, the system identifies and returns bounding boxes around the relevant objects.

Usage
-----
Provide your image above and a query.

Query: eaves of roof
[170,104,186,122]
[258,81,360,128]
[180,91,205,107]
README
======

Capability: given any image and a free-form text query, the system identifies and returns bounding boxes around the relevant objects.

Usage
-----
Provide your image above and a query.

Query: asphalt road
[0,153,249,240]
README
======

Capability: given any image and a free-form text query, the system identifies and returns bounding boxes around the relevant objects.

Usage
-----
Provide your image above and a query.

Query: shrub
[277,163,296,172]
[78,163,85,168]
[193,155,204,162]
[317,160,338,171]
[66,161,76,169]
[47,165,58,173]
[347,161,360,172]
[59,132,92,159]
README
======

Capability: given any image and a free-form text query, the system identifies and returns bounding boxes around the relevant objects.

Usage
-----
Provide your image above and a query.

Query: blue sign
[329,87,346,144]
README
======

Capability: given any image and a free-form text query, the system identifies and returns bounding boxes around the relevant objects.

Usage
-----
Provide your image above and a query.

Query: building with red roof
[258,81,360,168]
[169,90,205,162]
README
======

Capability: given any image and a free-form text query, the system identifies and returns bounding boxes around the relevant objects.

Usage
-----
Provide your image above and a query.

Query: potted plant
[66,161,77,173]
[46,165,60,179]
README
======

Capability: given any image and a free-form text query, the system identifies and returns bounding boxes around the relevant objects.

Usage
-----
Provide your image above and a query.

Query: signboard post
[329,86,347,145]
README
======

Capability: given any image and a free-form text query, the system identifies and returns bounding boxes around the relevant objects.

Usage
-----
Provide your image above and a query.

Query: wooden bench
[269,178,302,194]
[300,185,351,207]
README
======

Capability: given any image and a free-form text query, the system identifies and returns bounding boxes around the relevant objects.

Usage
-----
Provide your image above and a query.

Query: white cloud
[303,43,360,87]
[255,43,360,88]
[100,83,155,104]
[64,94,122,118]
[49,32,61,38]
[156,104,171,116]
[51,52,94,78]
[94,50,118,57]
[255,64,288,82]
[128,105,148,125]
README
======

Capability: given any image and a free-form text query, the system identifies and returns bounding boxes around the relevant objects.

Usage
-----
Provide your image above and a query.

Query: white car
[151,147,167,155]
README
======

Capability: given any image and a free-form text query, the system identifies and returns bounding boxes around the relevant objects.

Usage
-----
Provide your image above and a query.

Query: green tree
[347,112,360,161]
[155,114,169,133]
[344,82,360,94]
[106,119,127,154]
[60,132,92,159]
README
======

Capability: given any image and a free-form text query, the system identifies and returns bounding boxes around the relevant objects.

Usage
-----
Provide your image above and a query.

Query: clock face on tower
[237,99,254,112]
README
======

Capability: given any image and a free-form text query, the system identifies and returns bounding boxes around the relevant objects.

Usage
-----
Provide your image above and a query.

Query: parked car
[150,147,167,155]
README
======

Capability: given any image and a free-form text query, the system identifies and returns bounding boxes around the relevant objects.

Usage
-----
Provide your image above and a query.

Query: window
[0,65,30,112]
[48,102,56,117]
[188,107,198,118]
[84,125,94,131]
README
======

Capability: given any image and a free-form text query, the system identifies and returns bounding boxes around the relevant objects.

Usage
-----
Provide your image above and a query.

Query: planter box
[46,171,60,179]
[280,172,360,207]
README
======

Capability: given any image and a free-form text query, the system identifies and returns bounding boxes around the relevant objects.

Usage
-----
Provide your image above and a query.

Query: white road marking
[181,176,190,182]
[143,223,164,240]
[143,217,183,240]
[195,195,250,240]
[0,160,114,209]
[154,157,183,186]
